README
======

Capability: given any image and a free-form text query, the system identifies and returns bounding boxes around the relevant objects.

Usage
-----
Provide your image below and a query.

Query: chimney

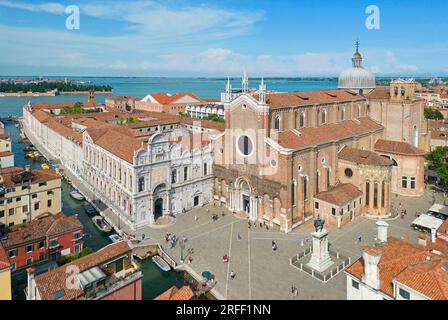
[361,248,381,290]
[431,228,437,243]
[26,267,36,300]
[376,220,389,244]
[417,234,428,246]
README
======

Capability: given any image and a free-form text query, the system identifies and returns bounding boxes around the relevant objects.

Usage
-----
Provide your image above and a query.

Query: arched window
[326,167,331,188]
[341,107,346,121]
[138,176,145,192]
[316,171,320,194]
[303,176,308,201]
[412,126,419,147]
[321,110,327,124]
[365,181,370,206]
[274,115,281,131]
[401,86,405,97]
[381,181,385,208]
[394,86,399,96]
[291,180,296,207]
[373,182,379,208]
[356,105,360,118]
[299,112,305,128]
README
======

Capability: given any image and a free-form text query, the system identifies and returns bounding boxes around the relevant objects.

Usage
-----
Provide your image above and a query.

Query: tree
[424,108,444,120]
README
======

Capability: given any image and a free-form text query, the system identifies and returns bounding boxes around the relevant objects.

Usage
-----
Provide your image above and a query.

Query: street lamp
[180,239,186,263]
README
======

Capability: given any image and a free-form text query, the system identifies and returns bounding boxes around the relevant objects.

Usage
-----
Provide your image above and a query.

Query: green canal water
[5,120,183,300]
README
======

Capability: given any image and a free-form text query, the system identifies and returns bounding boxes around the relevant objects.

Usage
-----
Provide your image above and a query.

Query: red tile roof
[277,118,383,150]
[0,166,60,189]
[264,89,364,109]
[34,241,131,300]
[374,139,426,156]
[150,93,203,105]
[314,183,362,206]
[346,237,448,299]
[1,212,81,248]
[154,286,194,300]
[87,128,146,163]
[338,147,394,166]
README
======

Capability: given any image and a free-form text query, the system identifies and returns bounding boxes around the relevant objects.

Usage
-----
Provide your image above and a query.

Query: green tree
[424,108,444,120]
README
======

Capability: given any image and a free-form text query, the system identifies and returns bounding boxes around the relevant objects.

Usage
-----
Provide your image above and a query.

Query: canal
[5,120,183,300]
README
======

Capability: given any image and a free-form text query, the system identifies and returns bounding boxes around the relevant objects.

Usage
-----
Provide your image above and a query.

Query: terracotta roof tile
[154,286,194,300]
[314,183,362,206]
[346,237,448,299]
[368,87,390,100]
[1,212,81,248]
[34,241,131,300]
[338,147,394,166]
[264,89,364,109]
[277,117,383,150]
[375,139,426,156]
[0,166,60,189]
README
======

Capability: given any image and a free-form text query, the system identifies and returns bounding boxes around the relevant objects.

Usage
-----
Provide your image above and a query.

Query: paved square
[105,187,445,300]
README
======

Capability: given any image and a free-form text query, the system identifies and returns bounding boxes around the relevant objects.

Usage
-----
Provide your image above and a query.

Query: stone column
[307,228,334,272]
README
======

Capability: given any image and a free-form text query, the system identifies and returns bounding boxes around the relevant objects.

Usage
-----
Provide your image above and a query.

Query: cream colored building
[0,243,11,300]
[0,166,62,227]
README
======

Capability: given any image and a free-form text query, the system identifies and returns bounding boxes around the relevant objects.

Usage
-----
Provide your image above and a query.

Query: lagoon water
[0,77,337,117]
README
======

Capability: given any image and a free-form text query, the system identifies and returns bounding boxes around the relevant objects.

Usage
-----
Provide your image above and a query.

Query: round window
[270,159,277,167]
[344,168,353,178]
[238,135,253,156]
[242,104,247,109]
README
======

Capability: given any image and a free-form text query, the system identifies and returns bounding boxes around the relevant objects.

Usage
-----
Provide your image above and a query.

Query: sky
[0,0,447,77]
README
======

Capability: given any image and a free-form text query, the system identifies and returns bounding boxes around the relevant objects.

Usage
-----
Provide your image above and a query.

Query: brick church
[211,44,428,232]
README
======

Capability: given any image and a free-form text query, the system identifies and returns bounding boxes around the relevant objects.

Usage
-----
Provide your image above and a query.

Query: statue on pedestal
[314,216,325,233]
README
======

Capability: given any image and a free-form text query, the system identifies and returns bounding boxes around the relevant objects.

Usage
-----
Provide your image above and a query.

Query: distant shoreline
[0,91,113,97]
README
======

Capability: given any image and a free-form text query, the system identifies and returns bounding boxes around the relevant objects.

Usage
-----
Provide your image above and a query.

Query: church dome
[338,44,375,91]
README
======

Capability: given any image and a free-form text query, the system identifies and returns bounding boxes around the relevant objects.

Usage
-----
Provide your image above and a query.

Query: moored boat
[83,203,97,216]
[92,216,113,233]
[109,234,123,243]
[152,255,171,272]
[41,163,50,170]
[70,190,85,201]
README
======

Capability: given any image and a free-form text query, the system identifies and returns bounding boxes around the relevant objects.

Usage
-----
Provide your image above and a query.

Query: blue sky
[0,0,447,77]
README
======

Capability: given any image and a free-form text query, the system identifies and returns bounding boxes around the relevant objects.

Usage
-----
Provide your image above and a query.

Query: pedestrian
[230,270,236,279]
[259,222,263,228]
[265,224,269,230]
[358,235,362,243]
[194,215,198,221]
[237,234,242,240]
[187,256,192,264]
[222,210,225,217]
[404,209,407,216]
[142,233,145,241]
[182,236,187,243]
[248,221,251,229]
[272,240,277,251]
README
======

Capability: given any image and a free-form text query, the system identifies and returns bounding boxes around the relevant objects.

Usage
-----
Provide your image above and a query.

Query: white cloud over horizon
[0,0,444,76]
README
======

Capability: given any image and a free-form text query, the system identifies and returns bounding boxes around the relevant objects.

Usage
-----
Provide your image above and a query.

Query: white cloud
[398,65,419,71]
[0,0,66,14]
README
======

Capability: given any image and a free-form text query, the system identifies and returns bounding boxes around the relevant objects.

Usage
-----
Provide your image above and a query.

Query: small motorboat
[109,234,123,243]
[83,203,97,216]
[70,190,85,201]
[92,216,113,233]
[41,163,50,170]
[25,152,34,159]
[152,255,171,272]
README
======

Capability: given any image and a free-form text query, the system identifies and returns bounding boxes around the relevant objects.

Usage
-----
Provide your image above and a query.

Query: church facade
[211,45,428,232]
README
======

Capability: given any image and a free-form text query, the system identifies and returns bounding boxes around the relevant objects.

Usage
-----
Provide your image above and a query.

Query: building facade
[27,241,142,300]
[0,166,62,227]
[1,212,83,271]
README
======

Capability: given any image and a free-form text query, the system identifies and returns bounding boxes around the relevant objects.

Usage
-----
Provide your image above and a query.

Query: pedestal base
[306,228,334,272]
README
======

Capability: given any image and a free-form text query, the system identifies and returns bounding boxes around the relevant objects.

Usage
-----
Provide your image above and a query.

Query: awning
[76,266,107,289]
[428,204,448,216]
[412,214,444,230]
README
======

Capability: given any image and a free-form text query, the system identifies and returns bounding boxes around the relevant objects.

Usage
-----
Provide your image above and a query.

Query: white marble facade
[83,131,213,230]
